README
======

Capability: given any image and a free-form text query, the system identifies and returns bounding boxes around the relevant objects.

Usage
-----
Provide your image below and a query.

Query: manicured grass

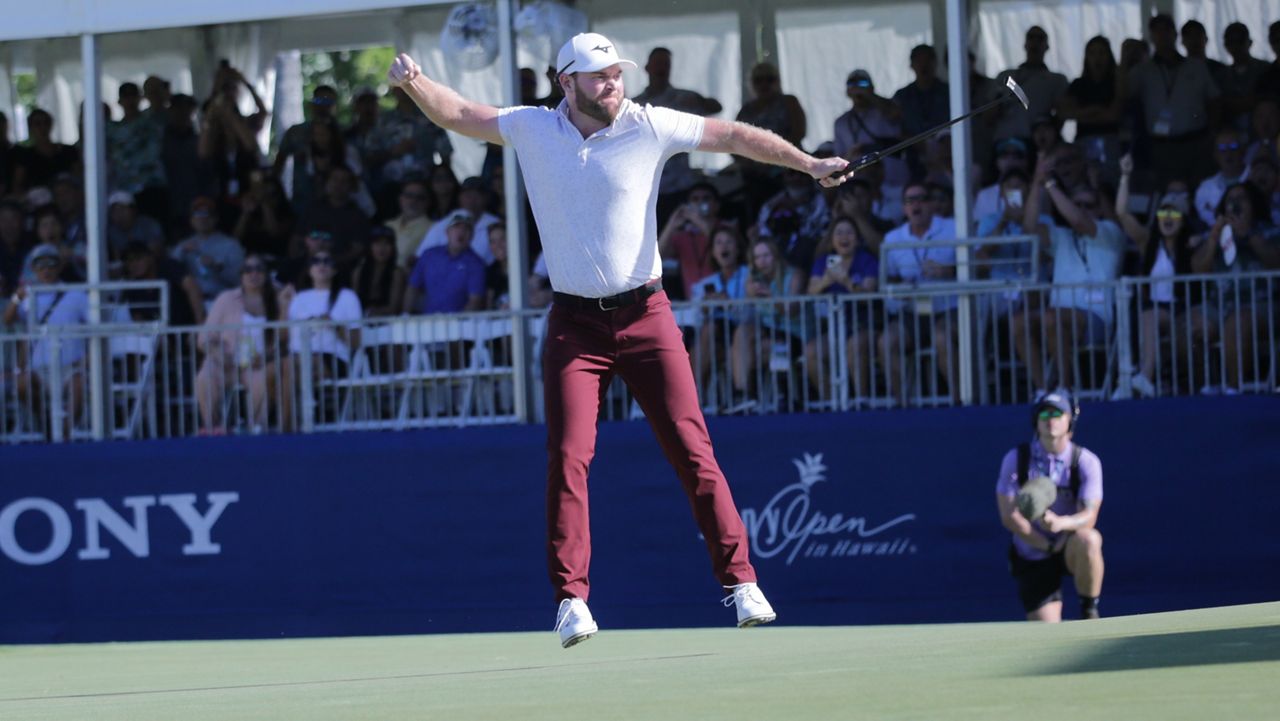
[3,602,1278,720]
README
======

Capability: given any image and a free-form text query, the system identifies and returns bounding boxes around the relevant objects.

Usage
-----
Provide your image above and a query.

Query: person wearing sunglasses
[2,244,89,440]
[1191,182,1280,394]
[879,180,960,405]
[282,250,363,432]
[1115,154,1205,397]
[1194,129,1249,227]
[195,253,284,434]
[735,62,809,212]
[834,69,906,189]
[995,390,1105,622]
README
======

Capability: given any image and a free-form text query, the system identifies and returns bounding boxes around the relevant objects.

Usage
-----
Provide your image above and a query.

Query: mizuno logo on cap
[593,45,612,53]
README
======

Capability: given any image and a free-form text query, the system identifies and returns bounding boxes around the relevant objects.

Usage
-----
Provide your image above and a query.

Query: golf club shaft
[830,93,1016,182]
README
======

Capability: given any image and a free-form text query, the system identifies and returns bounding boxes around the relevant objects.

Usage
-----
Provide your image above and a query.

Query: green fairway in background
[3,602,1277,721]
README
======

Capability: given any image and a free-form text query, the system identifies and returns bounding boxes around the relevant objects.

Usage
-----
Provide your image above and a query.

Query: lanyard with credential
[1070,231,1091,275]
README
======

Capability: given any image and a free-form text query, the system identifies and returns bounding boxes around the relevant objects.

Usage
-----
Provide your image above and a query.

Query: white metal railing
[2,272,1276,443]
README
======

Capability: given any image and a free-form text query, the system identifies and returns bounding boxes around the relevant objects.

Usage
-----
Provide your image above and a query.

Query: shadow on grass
[1029,625,1280,675]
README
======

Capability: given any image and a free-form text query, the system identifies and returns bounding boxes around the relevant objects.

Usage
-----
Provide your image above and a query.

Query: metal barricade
[2,271,1276,444]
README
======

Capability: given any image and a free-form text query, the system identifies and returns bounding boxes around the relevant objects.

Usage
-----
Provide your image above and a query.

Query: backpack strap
[1069,445,1084,500]
[1016,442,1030,488]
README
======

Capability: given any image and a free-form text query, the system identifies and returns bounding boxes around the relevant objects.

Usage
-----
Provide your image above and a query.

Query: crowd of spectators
[2,14,1279,429]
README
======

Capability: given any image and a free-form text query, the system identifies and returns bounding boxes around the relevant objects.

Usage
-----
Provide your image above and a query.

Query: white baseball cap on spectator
[556,33,635,76]
[29,243,61,263]
[446,209,476,228]
[108,190,136,207]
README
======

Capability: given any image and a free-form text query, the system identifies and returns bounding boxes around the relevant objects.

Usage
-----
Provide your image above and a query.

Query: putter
[828,76,1031,182]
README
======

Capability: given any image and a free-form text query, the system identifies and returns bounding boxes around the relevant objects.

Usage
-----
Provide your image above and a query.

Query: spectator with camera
[995,390,1105,622]
[1021,154,1126,392]
[199,63,266,219]
[1192,182,1280,394]
[658,182,726,299]
[804,215,880,405]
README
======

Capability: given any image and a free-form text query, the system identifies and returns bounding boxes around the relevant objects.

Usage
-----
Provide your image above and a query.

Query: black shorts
[1008,544,1070,613]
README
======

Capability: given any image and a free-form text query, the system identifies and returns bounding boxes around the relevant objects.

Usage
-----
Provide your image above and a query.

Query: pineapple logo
[793,452,828,490]
[738,452,917,565]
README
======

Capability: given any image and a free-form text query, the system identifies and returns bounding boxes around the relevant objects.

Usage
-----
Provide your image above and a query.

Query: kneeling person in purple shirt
[404,210,486,314]
[995,389,1105,621]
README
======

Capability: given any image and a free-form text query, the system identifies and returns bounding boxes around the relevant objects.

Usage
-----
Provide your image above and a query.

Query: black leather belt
[553,280,663,311]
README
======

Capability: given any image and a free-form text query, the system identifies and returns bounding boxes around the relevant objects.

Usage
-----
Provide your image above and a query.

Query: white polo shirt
[498,98,704,298]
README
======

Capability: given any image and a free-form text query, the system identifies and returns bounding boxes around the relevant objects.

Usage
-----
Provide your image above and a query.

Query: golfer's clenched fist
[387,53,421,87]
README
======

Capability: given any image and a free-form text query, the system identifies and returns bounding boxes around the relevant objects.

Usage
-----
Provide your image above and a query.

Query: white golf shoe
[723,582,777,627]
[554,598,598,648]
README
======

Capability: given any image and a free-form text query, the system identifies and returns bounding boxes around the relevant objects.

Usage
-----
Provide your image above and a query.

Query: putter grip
[850,150,883,173]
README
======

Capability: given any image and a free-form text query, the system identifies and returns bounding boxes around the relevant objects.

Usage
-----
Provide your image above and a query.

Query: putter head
[1005,76,1030,110]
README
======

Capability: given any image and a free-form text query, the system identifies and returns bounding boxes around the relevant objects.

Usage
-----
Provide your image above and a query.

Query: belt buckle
[597,295,619,311]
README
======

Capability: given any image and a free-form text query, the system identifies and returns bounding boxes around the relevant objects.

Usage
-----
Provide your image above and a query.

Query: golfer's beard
[575,91,618,124]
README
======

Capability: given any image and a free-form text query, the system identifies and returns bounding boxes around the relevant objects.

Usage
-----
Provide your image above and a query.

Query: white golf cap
[556,33,635,76]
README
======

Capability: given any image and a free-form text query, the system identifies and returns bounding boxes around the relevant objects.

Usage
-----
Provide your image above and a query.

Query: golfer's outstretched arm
[387,53,503,145]
[699,118,849,188]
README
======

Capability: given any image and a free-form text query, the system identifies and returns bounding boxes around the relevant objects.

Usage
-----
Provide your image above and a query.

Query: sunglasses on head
[1037,408,1065,420]
[310,255,335,267]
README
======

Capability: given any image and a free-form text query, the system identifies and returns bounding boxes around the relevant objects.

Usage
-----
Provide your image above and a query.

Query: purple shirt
[809,249,879,292]
[408,244,486,314]
[996,439,1103,560]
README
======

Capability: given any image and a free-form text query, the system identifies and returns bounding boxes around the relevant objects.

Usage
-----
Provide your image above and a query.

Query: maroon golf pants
[544,289,757,602]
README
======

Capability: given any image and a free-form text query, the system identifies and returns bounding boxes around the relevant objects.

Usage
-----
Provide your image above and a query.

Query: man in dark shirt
[121,241,203,326]
[13,109,79,192]
[300,164,371,272]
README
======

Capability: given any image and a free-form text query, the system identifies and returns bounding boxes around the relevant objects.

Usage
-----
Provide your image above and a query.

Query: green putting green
[3,602,1278,720]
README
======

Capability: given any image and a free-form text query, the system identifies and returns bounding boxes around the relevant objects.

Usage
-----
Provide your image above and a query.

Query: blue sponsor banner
[2,396,1278,643]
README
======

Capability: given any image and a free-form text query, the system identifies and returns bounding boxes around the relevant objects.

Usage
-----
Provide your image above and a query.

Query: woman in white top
[1115,155,1202,397]
[281,250,362,431]
[194,253,284,434]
